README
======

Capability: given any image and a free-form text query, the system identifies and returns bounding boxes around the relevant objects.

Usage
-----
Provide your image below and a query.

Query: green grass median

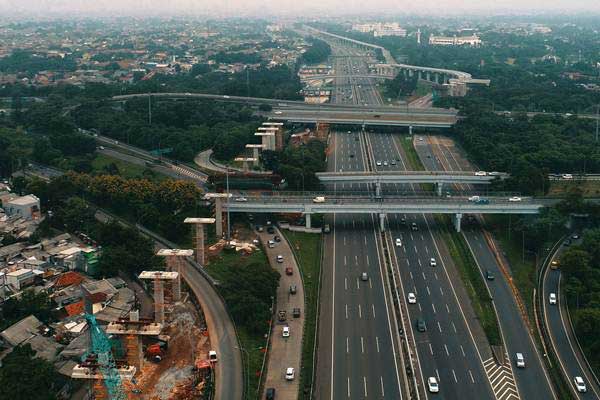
[437,217,502,346]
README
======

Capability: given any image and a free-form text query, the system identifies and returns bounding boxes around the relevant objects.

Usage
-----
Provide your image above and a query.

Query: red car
[285,267,293,276]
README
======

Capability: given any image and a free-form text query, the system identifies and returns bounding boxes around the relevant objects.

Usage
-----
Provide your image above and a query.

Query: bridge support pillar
[436,182,443,197]
[409,125,413,135]
[375,181,381,197]
[305,213,312,229]
[215,198,223,238]
[454,213,462,233]
[408,69,414,78]
[379,213,386,232]
[426,71,431,81]
[418,70,423,80]
[434,73,440,84]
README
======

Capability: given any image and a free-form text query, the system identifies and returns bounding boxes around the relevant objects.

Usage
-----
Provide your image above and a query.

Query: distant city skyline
[1,0,600,18]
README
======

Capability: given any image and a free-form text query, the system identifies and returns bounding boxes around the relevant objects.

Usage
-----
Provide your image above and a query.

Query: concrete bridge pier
[426,71,431,81]
[305,213,312,229]
[418,70,423,80]
[436,182,444,197]
[379,213,386,232]
[409,125,413,135]
[375,181,382,197]
[454,213,462,232]
[215,198,223,238]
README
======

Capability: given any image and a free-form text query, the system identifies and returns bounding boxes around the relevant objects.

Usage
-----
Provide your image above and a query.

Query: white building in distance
[429,34,482,47]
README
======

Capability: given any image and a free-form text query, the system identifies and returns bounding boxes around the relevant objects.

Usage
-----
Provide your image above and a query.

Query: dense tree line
[0,344,63,400]
[261,139,327,190]
[300,37,332,65]
[213,256,280,334]
[383,74,418,99]
[0,290,53,331]
[0,49,77,76]
[445,107,600,195]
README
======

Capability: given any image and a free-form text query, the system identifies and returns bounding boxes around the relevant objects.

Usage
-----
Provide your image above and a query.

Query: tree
[0,344,61,400]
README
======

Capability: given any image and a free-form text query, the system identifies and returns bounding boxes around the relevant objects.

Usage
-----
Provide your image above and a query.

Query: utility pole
[148,92,152,125]
[596,104,600,143]
[226,167,231,242]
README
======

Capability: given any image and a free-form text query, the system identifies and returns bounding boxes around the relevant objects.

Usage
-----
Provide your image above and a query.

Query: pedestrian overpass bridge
[206,193,550,234]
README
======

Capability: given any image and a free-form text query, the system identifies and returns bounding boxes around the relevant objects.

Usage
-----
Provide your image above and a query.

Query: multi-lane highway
[544,243,600,399]
[417,135,557,400]
[367,131,496,399]
[315,42,405,400]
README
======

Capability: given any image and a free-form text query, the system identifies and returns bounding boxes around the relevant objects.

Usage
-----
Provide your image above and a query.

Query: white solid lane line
[345,304,348,319]
[380,376,385,397]
[347,337,349,353]
[364,377,368,397]
[445,344,450,356]
[361,336,364,353]
[376,336,380,353]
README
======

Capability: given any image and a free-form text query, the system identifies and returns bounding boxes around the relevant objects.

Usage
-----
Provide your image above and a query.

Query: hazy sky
[1,0,600,17]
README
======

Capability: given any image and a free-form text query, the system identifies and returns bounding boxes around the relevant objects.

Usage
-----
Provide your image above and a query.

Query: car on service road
[549,293,557,305]
[285,367,295,381]
[574,376,587,393]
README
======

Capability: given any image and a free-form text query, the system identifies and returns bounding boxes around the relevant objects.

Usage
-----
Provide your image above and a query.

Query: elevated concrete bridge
[316,171,507,195]
[207,193,550,234]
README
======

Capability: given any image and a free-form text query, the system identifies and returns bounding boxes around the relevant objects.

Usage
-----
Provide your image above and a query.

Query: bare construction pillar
[184,218,215,265]
[426,71,431,81]
[157,249,193,301]
[436,182,443,197]
[454,213,462,233]
[375,181,382,197]
[305,213,312,229]
[215,197,223,238]
[154,279,164,324]
[409,125,413,135]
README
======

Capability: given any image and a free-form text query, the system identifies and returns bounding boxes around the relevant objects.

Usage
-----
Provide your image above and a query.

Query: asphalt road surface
[369,132,496,399]
[419,135,556,400]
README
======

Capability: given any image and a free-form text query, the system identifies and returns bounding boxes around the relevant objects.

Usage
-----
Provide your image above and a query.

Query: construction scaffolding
[106,310,162,371]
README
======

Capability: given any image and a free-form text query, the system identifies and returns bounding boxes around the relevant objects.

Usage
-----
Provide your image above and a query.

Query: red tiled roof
[54,272,84,288]
[65,301,84,316]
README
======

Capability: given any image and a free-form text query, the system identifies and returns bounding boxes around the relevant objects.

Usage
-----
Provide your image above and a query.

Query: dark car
[416,318,426,332]
[274,235,281,242]
[564,239,571,247]
[486,270,495,280]
[411,222,419,231]
[278,310,286,322]
[293,308,301,318]
[289,285,297,294]
[266,388,276,400]
[267,226,275,234]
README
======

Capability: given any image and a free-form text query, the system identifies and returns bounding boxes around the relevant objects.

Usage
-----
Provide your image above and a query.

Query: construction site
[71,250,216,400]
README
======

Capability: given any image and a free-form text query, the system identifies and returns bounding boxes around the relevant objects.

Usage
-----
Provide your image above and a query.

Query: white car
[282,326,290,338]
[313,196,326,203]
[549,293,557,305]
[430,258,437,267]
[376,161,382,166]
[574,376,587,393]
[515,353,525,368]
[509,196,522,202]
[418,137,424,141]
[383,161,389,166]
[562,174,573,179]
[235,197,248,202]
[276,255,284,263]
[428,376,439,393]
[475,171,487,176]
[468,195,480,202]
[407,293,417,304]
[285,367,295,381]
[395,238,402,247]
[361,272,368,281]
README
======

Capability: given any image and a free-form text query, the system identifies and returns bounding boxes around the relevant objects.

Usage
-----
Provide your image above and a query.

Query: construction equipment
[85,313,127,400]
